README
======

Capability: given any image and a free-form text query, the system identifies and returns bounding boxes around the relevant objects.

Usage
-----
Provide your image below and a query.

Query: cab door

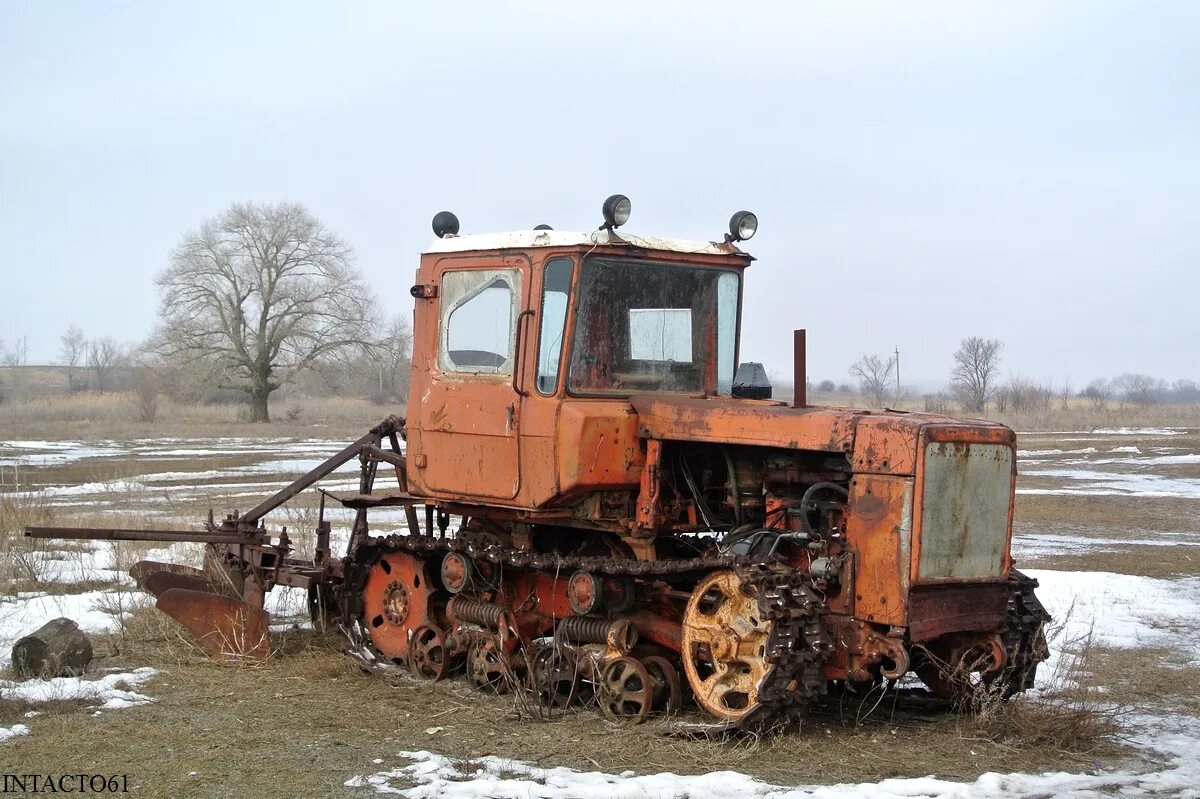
[409,254,531,501]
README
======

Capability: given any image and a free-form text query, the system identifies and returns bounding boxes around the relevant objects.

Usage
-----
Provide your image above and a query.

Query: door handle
[511,309,535,397]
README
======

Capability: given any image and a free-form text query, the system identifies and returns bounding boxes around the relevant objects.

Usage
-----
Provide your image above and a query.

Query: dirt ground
[0,626,1144,798]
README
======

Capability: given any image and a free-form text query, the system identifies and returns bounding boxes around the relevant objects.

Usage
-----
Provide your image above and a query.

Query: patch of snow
[1025,569,1200,661]
[1091,427,1187,436]
[1111,446,1141,454]
[1012,533,1200,558]
[1016,447,1097,457]
[238,458,358,474]
[0,668,158,709]
[1018,468,1200,499]
[0,724,30,743]
[347,728,1200,799]
[0,590,137,667]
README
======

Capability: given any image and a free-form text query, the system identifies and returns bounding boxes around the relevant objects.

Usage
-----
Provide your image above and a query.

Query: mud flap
[155,588,271,662]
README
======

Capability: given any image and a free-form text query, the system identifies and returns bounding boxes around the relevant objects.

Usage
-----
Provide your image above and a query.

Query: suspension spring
[447,595,505,628]
[556,616,637,651]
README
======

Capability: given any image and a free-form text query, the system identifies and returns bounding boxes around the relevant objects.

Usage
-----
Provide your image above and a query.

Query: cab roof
[423,228,750,258]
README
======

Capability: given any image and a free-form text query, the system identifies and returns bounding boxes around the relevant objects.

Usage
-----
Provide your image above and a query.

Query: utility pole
[894,345,901,407]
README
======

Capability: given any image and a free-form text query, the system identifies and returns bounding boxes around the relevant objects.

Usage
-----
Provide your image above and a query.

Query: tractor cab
[404,198,757,509]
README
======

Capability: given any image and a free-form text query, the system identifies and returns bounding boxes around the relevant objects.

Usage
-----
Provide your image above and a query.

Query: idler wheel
[440,552,474,595]
[598,655,652,723]
[642,655,682,715]
[466,635,511,694]
[408,624,450,681]
[567,570,604,615]
[681,570,771,722]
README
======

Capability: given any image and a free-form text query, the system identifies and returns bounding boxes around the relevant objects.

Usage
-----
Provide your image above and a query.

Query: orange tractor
[29,196,1049,726]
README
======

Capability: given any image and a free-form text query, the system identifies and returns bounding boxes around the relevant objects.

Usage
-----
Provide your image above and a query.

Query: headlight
[432,211,460,238]
[728,210,757,242]
[601,194,631,229]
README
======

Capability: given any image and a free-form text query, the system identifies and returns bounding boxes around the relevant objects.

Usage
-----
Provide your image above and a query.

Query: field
[1,395,1199,797]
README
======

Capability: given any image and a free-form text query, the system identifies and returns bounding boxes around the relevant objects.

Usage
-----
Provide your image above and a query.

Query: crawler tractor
[29,196,1049,727]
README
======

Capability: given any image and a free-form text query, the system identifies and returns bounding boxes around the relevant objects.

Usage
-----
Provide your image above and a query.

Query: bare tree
[87,338,126,391]
[849,353,896,407]
[1,339,23,369]
[378,314,412,401]
[60,326,86,369]
[151,202,380,422]
[998,374,1053,413]
[1171,379,1200,403]
[1113,373,1161,407]
[950,337,1003,413]
[923,392,951,414]
[1081,378,1112,410]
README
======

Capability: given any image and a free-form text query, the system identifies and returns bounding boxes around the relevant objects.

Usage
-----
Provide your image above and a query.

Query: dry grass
[2,629,1137,798]
[3,587,1140,795]
[0,390,393,441]
[0,490,56,591]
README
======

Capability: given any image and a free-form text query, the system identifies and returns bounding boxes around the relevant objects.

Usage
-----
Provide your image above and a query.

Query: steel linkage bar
[25,527,262,545]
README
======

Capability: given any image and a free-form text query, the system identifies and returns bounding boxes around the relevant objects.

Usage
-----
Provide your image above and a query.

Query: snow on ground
[1025,569,1200,670]
[1017,468,1200,499]
[0,667,158,710]
[0,435,368,514]
[1015,447,1097,458]
[1014,431,1200,499]
[1014,532,1200,561]
[346,715,1200,799]
[0,590,135,668]
[0,724,30,742]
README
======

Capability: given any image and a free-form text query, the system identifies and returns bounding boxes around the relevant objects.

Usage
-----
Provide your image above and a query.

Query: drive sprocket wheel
[361,551,437,665]
[681,569,772,721]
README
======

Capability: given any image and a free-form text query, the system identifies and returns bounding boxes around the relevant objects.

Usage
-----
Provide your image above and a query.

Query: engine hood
[628,395,1013,477]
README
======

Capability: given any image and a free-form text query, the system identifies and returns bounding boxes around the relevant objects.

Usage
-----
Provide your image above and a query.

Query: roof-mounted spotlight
[600,194,631,231]
[432,211,460,238]
[726,210,758,243]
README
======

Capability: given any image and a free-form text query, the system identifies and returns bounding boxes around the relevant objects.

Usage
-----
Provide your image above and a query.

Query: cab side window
[535,257,573,394]
[439,269,521,374]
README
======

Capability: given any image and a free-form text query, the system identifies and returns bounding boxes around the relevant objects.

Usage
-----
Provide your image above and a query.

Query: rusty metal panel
[555,401,643,496]
[907,583,1008,641]
[630,395,856,453]
[845,474,912,626]
[156,588,270,661]
[917,442,1012,581]
[850,416,920,475]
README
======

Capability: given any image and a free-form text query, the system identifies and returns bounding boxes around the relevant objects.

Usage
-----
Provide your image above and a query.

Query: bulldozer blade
[156,588,271,662]
[130,560,208,591]
[142,570,216,599]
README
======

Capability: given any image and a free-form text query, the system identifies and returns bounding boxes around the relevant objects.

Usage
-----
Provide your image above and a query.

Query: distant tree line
[828,336,1198,414]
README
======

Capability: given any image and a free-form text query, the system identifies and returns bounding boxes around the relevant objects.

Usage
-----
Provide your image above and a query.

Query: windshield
[567,257,740,395]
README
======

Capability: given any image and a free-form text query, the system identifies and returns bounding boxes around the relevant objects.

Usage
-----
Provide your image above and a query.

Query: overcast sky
[2,1,1197,389]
